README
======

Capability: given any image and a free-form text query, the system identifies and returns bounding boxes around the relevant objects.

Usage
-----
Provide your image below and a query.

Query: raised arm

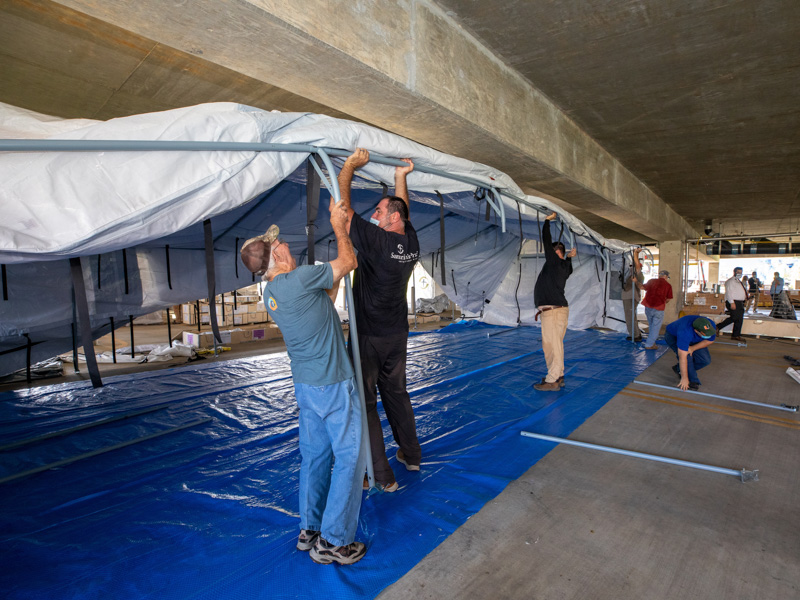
[394,158,414,214]
[336,148,370,233]
[326,198,357,301]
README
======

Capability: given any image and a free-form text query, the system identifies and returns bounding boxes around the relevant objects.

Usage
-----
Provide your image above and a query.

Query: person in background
[665,315,716,391]
[622,250,645,342]
[636,269,673,349]
[533,211,577,391]
[745,271,761,313]
[770,271,785,302]
[716,266,748,342]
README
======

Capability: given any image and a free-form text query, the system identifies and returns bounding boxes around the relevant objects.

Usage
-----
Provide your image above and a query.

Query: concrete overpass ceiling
[1,1,798,243]
[435,0,800,232]
[0,2,357,122]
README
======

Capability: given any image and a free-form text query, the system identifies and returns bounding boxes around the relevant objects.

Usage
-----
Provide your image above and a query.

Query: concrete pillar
[707,262,720,291]
[659,240,683,325]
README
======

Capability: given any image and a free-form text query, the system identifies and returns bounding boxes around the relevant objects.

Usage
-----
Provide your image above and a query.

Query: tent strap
[203,219,222,346]
[69,257,103,388]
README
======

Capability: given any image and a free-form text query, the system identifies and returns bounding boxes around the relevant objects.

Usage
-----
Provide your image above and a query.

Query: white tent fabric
[0,101,632,377]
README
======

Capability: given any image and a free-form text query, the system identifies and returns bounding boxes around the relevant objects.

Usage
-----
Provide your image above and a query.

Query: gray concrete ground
[378,335,800,600]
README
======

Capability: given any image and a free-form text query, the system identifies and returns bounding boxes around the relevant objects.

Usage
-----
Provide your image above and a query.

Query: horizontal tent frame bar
[0,138,614,251]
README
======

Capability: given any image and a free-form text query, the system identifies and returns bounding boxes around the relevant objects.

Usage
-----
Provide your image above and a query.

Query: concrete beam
[50,0,697,241]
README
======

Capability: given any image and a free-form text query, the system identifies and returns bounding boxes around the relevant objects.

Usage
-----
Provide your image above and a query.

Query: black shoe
[688,381,700,391]
[672,364,680,377]
[536,376,565,388]
[310,537,367,565]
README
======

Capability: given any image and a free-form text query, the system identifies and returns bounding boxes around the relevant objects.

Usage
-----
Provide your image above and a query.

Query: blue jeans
[295,377,366,546]
[664,332,711,384]
[644,307,665,347]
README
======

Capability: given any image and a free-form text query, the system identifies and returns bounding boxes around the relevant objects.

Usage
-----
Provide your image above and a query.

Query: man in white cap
[240,194,367,566]
[636,269,673,349]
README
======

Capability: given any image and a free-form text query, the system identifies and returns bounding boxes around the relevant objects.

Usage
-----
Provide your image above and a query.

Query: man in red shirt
[636,270,674,349]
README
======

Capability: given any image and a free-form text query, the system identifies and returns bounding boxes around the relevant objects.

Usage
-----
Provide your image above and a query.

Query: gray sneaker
[296,529,320,551]
[309,537,367,565]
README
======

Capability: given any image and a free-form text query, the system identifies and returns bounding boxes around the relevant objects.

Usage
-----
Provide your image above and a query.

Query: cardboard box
[250,325,282,342]
[229,329,252,344]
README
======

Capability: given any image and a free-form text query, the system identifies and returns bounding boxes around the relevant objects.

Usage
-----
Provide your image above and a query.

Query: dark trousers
[664,332,712,384]
[717,300,745,337]
[357,332,421,485]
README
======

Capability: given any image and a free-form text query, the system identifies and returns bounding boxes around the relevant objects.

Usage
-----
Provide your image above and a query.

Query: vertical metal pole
[166,308,173,347]
[411,265,417,330]
[345,274,375,488]
[129,315,135,358]
[71,289,79,373]
[630,252,636,343]
[313,148,375,489]
[110,316,116,363]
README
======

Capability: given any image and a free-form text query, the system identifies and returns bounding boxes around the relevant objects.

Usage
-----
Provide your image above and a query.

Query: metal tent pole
[632,380,798,412]
[521,431,758,482]
[315,149,376,491]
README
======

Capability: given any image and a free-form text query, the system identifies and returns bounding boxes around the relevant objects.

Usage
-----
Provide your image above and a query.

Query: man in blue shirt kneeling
[664,315,716,391]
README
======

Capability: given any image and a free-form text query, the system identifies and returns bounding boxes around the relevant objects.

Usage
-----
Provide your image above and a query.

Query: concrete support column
[659,240,683,325]
[708,262,720,291]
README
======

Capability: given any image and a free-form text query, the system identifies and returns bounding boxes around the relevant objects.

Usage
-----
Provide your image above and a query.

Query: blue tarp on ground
[0,323,664,599]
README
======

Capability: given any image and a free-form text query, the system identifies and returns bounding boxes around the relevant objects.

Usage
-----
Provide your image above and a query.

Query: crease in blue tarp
[0,323,664,599]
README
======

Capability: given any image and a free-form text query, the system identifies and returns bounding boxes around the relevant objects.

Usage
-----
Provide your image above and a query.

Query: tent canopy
[0,102,632,377]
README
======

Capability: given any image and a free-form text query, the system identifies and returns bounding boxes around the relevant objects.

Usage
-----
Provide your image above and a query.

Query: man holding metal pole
[239,198,367,566]
[338,148,422,492]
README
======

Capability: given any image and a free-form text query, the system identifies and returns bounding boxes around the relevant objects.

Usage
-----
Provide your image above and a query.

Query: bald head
[240,240,271,275]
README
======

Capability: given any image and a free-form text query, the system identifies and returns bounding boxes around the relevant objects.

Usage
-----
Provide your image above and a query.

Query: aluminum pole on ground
[521,431,758,482]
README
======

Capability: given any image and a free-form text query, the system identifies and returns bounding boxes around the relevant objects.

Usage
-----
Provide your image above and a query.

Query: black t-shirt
[533,220,573,308]
[349,212,420,336]
[748,277,760,292]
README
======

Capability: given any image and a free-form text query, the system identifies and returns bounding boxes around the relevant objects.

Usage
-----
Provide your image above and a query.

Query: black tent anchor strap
[96,254,102,290]
[306,155,321,265]
[203,218,222,345]
[381,182,388,198]
[165,245,172,289]
[69,257,103,388]
[435,190,446,286]
[451,269,457,295]
[1,263,7,300]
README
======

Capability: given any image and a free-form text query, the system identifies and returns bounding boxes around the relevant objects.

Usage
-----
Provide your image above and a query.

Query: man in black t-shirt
[339,148,421,491]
